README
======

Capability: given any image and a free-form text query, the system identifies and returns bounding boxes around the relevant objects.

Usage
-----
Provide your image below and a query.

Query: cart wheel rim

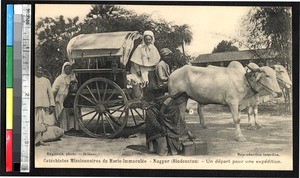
[110,100,146,138]
[74,77,128,138]
[127,100,146,127]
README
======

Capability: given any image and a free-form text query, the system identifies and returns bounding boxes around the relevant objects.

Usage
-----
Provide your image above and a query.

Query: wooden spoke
[84,112,98,128]
[95,81,101,102]
[104,90,117,103]
[105,99,124,107]
[102,83,108,102]
[74,77,128,138]
[133,108,144,120]
[106,111,124,124]
[130,109,137,126]
[79,109,96,118]
[79,93,97,105]
[77,104,94,108]
[101,115,106,136]
[117,110,126,123]
[86,85,98,104]
[105,111,118,122]
[120,101,146,129]
[104,113,116,132]
[93,114,101,133]
[109,105,125,115]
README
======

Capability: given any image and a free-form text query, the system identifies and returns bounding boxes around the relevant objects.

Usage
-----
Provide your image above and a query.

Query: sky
[35,4,252,57]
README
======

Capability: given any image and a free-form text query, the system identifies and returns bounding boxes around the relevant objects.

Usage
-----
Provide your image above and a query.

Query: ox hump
[227,61,245,74]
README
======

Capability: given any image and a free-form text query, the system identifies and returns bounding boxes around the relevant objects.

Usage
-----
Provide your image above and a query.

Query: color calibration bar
[20,4,31,173]
[6,4,14,172]
[14,4,24,172]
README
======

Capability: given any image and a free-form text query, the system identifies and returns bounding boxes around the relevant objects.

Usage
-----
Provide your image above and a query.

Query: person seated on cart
[145,92,195,156]
[155,48,173,96]
[130,30,160,93]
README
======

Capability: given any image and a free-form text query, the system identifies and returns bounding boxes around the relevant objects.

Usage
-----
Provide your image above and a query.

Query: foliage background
[35,5,193,82]
[35,5,292,82]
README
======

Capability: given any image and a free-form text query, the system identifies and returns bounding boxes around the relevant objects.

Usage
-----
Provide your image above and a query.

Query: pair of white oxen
[168,61,292,142]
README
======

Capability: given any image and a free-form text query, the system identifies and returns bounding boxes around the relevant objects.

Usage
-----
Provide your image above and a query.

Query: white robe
[35,76,55,144]
[52,62,79,131]
[130,44,160,85]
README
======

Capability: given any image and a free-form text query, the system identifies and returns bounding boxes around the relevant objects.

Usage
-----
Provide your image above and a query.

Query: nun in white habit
[130,30,161,87]
[52,62,79,132]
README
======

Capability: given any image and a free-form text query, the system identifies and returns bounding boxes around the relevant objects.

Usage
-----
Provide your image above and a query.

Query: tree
[240,7,292,112]
[212,40,239,53]
[35,5,194,80]
[80,5,193,67]
[81,5,154,34]
[172,24,193,55]
[35,15,81,82]
[240,7,292,67]
[87,4,116,19]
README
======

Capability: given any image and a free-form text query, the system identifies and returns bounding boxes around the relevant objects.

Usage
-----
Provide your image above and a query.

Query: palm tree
[87,4,118,19]
[173,24,193,55]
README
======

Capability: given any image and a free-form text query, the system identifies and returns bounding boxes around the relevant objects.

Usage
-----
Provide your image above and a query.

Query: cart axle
[94,104,106,114]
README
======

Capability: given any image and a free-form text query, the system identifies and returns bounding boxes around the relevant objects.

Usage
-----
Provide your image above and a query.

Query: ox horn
[247,63,260,72]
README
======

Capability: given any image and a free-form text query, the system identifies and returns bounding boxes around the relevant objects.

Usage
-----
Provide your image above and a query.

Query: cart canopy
[67,31,142,65]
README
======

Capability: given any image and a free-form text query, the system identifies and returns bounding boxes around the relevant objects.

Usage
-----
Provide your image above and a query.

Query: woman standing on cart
[130,30,161,99]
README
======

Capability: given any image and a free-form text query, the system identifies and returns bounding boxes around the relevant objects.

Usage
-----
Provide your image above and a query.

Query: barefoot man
[35,65,55,146]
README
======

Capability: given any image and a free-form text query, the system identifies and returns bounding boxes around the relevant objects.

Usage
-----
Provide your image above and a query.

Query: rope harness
[244,71,259,95]
[244,67,280,95]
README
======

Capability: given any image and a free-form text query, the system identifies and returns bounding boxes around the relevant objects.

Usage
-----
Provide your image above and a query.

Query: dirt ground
[35,100,293,159]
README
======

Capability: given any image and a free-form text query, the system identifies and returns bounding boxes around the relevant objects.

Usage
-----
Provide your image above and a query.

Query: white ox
[168,61,282,142]
[246,64,292,129]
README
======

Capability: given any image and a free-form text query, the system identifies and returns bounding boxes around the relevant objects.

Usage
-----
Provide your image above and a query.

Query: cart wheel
[74,78,128,138]
[110,100,147,138]
[122,100,146,129]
